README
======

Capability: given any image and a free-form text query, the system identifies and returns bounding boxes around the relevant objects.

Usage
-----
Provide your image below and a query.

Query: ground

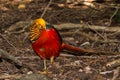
[0,0,120,80]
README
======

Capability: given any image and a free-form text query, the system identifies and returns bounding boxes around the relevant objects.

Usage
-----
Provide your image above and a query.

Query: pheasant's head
[30,18,46,42]
[34,18,46,28]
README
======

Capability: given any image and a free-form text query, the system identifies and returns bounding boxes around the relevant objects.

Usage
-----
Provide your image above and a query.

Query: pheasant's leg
[50,56,54,64]
[40,59,47,74]
[43,59,47,71]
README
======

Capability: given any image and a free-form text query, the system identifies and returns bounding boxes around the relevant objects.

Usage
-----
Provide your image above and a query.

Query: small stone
[18,4,26,9]
[27,71,33,74]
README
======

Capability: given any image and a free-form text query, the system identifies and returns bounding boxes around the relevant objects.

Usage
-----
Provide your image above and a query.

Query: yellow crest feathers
[34,18,46,27]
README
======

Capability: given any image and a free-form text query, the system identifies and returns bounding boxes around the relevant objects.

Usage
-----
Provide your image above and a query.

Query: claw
[38,70,52,74]
[39,70,47,74]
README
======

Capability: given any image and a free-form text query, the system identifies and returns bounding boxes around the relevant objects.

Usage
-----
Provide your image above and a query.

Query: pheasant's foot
[38,70,47,74]
[38,70,52,74]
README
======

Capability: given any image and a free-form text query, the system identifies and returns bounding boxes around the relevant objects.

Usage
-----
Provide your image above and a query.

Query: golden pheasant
[30,18,86,74]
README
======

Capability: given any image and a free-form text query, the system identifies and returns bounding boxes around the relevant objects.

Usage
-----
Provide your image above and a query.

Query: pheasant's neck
[30,23,45,42]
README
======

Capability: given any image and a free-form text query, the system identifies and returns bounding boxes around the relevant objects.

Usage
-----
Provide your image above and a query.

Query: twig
[16,56,39,59]
[0,73,49,80]
[106,59,120,69]
[87,23,106,40]
[0,33,17,54]
[0,49,22,67]
[60,31,120,43]
[100,70,114,75]
[108,8,119,26]
[0,49,35,72]
[9,25,28,34]
[0,74,21,79]
[40,0,52,18]
[54,23,120,33]
[108,32,120,37]
[23,32,29,43]
[112,67,120,80]
[66,0,98,10]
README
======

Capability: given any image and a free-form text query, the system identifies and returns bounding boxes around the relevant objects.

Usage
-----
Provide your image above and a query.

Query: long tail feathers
[61,43,117,55]
[61,43,87,53]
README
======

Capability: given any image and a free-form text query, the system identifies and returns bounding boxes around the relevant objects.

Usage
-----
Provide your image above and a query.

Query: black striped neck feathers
[30,18,46,42]
[30,18,55,43]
